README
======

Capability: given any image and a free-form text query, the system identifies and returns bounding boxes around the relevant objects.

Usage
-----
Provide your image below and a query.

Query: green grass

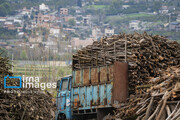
[105,13,154,22]
[13,65,72,78]
[126,13,153,18]
[87,5,107,9]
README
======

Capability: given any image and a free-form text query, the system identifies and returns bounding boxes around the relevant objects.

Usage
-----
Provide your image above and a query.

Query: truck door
[56,76,72,120]
[60,79,68,110]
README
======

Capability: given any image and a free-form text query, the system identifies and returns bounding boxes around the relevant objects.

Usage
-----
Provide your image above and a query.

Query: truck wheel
[58,114,66,120]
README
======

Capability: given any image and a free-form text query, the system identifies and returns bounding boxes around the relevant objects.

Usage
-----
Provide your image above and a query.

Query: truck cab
[56,76,72,120]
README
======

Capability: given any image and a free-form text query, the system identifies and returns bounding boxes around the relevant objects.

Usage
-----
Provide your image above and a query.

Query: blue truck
[56,62,128,120]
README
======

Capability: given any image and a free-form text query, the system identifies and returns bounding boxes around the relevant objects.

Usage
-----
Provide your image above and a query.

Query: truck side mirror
[57,80,60,90]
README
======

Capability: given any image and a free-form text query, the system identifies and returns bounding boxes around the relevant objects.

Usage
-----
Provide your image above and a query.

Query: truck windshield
[61,80,68,91]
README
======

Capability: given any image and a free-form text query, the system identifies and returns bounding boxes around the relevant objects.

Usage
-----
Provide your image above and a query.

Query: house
[5,24,16,30]
[35,13,55,25]
[21,7,30,15]
[92,27,102,40]
[71,37,94,48]
[50,26,60,35]
[60,8,68,15]
[43,15,55,22]
[39,3,49,11]
[176,14,180,22]
[0,42,7,47]
[0,17,6,22]
[18,32,24,37]
[176,24,180,32]
[124,0,130,3]
[105,28,114,36]
[168,6,176,11]
[64,16,75,22]
[122,5,130,9]
[4,21,13,26]
[14,19,22,24]
[17,27,23,32]
[83,17,89,24]
[135,0,140,3]
[43,39,58,53]
[35,13,43,24]
[39,22,50,29]
[169,22,179,31]
[129,20,140,30]
[63,28,76,33]
[29,36,42,43]
[159,6,168,14]
[76,9,82,14]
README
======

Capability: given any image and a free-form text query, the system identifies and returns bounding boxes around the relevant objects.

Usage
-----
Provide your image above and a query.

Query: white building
[177,14,180,22]
[159,6,169,14]
[0,17,6,22]
[122,5,130,9]
[14,19,22,24]
[82,15,91,24]
[50,27,60,35]
[105,28,114,36]
[72,37,94,48]
[129,20,141,30]
[29,36,42,43]
[39,3,49,11]
[21,7,30,15]
[92,27,102,39]
[60,8,68,15]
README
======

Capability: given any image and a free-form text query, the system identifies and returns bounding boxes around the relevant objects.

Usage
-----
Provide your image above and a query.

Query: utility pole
[49,47,50,82]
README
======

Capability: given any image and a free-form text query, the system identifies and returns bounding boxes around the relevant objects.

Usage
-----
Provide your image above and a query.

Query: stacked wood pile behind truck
[72,32,180,94]
[0,49,55,120]
[72,32,180,119]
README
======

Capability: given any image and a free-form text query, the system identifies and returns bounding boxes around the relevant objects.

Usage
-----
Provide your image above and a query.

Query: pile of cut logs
[114,65,180,120]
[0,50,55,120]
[73,32,180,93]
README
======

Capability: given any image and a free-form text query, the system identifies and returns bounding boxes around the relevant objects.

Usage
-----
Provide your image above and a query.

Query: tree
[21,50,27,60]
[106,0,123,15]
[68,19,76,26]
[152,1,162,11]
[77,0,82,7]
[0,5,7,16]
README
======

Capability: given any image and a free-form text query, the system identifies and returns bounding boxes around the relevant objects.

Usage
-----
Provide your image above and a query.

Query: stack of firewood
[114,65,180,120]
[0,50,55,120]
[0,55,12,78]
[72,32,180,93]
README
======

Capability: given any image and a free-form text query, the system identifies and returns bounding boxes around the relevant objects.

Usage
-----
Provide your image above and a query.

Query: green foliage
[21,50,27,60]
[87,5,107,9]
[57,66,71,78]
[68,19,76,26]
[76,16,83,21]
[0,27,17,39]
[151,1,162,12]
[106,0,123,15]
[0,0,14,16]
[77,0,82,7]
[45,0,76,9]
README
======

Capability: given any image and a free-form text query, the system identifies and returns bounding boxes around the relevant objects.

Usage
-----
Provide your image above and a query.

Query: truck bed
[71,62,128,114]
